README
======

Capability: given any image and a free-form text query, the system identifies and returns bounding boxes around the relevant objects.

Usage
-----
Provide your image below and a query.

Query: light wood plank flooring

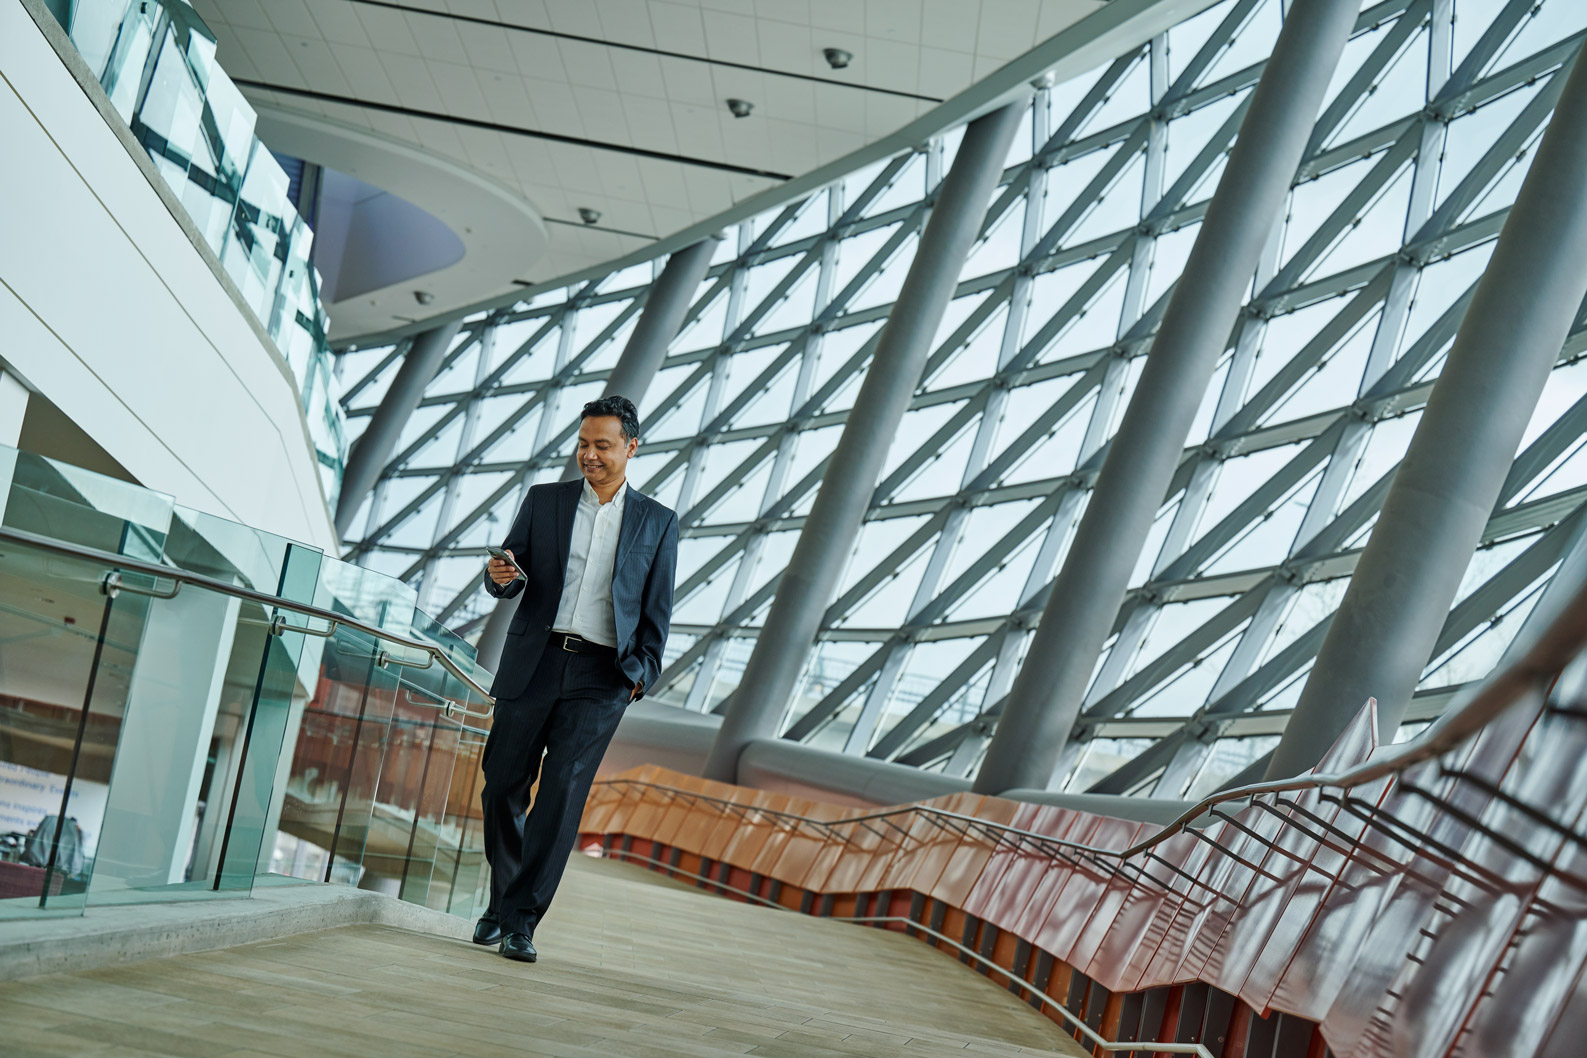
[0,855,1089,1058]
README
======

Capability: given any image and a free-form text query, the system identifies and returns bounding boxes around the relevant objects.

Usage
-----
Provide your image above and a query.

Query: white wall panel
[0,3,337,551]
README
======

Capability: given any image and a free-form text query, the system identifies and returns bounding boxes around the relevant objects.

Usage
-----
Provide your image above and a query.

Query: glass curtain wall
[337,0,1587,798]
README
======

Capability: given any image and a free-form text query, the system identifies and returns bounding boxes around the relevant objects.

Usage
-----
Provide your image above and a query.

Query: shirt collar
[581,478,628,510]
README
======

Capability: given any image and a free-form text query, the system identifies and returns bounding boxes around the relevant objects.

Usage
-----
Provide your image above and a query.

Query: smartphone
[486,546,524,580]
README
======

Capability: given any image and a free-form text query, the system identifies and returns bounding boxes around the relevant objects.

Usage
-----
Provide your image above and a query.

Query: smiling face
[577,414,638,490]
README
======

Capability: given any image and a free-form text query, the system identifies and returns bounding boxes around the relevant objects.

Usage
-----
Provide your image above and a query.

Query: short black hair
[581,394,640,441]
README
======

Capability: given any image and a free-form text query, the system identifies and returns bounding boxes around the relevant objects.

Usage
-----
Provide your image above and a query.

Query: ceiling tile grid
[192,0,1104,288]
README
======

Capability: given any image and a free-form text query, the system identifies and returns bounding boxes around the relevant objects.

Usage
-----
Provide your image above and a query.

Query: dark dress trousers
[479,479,678,934]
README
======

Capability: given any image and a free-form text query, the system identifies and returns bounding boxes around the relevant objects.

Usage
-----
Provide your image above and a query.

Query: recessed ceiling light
[414,290,435,305]
[579,207,602,225]
[726,98,754,118]
[823,48,852,70]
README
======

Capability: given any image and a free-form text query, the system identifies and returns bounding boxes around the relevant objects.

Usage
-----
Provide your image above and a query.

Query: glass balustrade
[0,444,493,920]
[45,0,347,503]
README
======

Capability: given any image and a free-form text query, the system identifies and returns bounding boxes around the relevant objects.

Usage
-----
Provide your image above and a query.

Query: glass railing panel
[86,0,160,120]
[271,623,402,889]
[301,353,347,508]
[316,555,419,639]
[61,1,135,84]
[410,605,480,670]
[382,672,450,906]
[163,504,291,591]
[399,606,490,913]
[2,449,172,561]
[139,28,209,221]
[438,729,490,918]
[406,657,491,910]
[432,669,492,918]
[213,541,326,890]
[265,556,426,893]
[0,448,181,915]
[0,538,153,918]
[267,593,492,904]
[83,579,256,904]
[83,508,314,905]
[1,443,495,918]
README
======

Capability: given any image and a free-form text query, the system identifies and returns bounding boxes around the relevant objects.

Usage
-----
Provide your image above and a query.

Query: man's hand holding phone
[487,546,523,586]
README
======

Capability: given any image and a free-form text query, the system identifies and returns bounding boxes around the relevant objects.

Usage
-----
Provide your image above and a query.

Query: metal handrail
[580,578,1587,1053]
[593,568,1587,873]
[0,525,496,713]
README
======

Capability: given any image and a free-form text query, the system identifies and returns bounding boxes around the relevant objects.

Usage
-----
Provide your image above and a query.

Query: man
[474,394,678,962]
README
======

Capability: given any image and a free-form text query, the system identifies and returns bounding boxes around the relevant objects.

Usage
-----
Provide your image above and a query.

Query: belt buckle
[562,634,578,653]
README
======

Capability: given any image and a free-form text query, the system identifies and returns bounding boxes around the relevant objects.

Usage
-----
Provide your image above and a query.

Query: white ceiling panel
[919,0,978,51]
[262,0,324,39]
[231,26,301,83]
[594,0,662,49]
[191,0,1106,322]
[288,37,358,95]
[352,4,421,53]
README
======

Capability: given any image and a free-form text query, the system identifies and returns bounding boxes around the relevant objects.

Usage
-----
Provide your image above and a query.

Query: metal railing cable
[0,525,496,716]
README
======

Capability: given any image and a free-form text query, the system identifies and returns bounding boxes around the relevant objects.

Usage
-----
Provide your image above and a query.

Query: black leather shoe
[473,916,504,946]
[499,932,538,962]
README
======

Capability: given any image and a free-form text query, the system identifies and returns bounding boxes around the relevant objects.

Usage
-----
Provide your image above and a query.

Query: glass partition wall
[0,445,492,920]
[338,0,1587,797]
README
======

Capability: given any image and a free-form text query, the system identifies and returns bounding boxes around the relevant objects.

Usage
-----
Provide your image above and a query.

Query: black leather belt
[557,633,616,658]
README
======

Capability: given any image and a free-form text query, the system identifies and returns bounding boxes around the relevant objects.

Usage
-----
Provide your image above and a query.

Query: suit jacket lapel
[555,480,579,578]
[614,488,650,579]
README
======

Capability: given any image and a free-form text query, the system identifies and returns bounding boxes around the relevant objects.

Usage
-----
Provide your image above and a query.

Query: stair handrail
[593,568,1587,868]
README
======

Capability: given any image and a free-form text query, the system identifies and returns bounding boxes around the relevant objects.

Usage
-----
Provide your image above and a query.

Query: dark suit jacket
[484,479,678,702]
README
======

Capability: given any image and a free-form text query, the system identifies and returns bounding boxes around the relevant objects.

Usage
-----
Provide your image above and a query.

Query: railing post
[973,0,1362,795]
[1266,44,1587,778]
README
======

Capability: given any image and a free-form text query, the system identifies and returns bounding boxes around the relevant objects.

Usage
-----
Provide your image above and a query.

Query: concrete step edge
[0,883,470,982]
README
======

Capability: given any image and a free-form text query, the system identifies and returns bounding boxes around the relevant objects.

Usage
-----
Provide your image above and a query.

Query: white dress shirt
[552,480,627,646]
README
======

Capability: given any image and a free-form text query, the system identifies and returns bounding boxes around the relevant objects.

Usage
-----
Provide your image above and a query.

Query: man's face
[577,415,637,487]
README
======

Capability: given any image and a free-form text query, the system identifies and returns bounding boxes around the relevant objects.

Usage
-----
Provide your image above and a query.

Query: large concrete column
[703,101,1026,783]
[474,239,717,674]
[1266,45,1587,779]
[589,239,718,429]
[974,0,1361,795]
[334,319,463,538]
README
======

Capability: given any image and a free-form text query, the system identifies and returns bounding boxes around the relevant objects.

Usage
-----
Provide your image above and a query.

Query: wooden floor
[0,855,1090,1058]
